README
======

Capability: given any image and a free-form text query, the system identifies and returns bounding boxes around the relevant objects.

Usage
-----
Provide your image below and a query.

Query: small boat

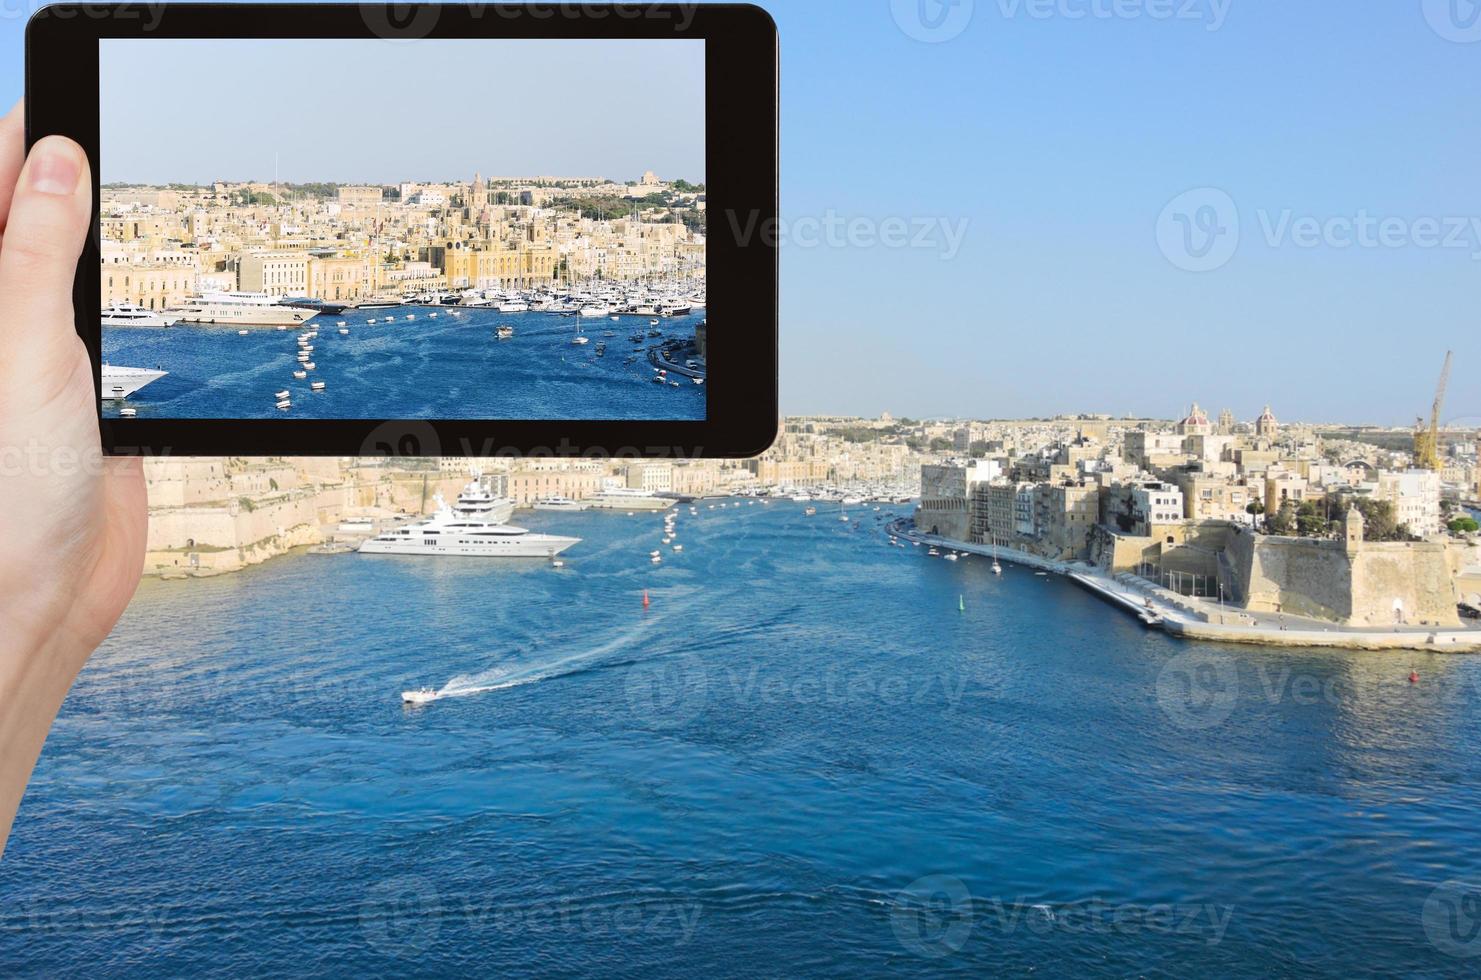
[293,370,307,380]
[651,555,663,564]
[804,507,817,517]
[993,560,1003,576]
[339,328,350,335]
[402,688,438,706]
[673,545,683,552]
[237,329,250,336]
[303,362,315,370]
[276,399,291,410]
[367,318,377,324]
[276,325,287,331]
[119,407,137,417]
[311,381,326,391]
[336,321,346,327]
[429,312,438,319]
[928,548,941,557]
[497,326,514,339]
[274,390,290,400]
[944,553,960,562]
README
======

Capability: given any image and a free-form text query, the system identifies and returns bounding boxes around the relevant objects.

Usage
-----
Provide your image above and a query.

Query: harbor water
[101,308,707,420]
[5,501,1481,976]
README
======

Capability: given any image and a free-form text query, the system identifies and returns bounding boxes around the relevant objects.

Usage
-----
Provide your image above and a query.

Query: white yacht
[497,300,530,313]
[533,497,590,512]
[101,364,167,401]
[101,304,181,328]
[453,477,516,525]
[402,689,440,706]
[584,487,676,512]
[360,493,578,558]
[168,292,319,327]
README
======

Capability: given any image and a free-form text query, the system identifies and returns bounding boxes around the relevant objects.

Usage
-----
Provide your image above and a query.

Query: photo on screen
[98,38,707,421]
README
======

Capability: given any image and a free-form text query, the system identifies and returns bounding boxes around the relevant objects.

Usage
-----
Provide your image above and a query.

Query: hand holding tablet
[25,3,778,458]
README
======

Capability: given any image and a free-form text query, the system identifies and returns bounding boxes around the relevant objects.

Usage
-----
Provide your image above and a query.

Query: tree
[1296,501,1329,538]
[1268,500,1297,535]
[1449,516,1480,535]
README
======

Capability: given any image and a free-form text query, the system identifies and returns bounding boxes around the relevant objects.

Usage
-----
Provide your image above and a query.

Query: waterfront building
[238,251,309,296]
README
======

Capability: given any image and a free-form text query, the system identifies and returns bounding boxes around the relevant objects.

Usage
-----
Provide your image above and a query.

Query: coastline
[894,523,1481,654]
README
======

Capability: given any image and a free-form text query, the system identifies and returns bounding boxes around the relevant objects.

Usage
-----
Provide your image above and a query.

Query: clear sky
[98,38,705,184]
[5,0,1478,424]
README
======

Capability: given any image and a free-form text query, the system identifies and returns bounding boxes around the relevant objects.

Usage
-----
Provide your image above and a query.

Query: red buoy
[643,589,651,610]
[1410,671,1420,685]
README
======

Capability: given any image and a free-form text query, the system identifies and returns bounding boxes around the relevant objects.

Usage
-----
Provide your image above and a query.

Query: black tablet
[25,2,778,458]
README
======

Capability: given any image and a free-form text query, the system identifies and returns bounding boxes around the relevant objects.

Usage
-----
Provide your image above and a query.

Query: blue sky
[98,38,705,183]
[5,0,1479,424]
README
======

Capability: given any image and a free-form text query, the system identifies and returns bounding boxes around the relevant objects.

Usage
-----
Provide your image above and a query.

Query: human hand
[0,101,148,857]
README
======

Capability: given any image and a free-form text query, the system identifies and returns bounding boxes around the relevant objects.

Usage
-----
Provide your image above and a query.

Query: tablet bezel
[25,2,778,458]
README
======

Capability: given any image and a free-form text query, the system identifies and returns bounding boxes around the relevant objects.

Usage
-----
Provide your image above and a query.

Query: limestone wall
[1224,530,1461,628]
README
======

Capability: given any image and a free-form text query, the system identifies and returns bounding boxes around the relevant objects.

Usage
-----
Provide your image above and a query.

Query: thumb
[0,135,92,402]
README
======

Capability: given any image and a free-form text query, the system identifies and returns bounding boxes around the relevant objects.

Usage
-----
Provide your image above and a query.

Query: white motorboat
[402,689,439,706]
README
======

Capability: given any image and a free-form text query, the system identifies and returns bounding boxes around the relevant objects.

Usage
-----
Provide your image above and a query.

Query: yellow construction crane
[1413,350,1453,471]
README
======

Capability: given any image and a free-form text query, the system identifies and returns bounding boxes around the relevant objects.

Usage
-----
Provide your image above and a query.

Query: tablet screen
[97,38,707,422]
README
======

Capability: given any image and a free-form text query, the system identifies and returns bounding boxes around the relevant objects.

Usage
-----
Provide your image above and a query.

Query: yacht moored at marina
[359,494,579,558]
[533,497,590,512]
[101,303,181,328]
[168,292,320,327]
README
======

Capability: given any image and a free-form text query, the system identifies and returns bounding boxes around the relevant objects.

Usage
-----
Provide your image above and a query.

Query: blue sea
[5,501,1481,977]
[101,308,707,420]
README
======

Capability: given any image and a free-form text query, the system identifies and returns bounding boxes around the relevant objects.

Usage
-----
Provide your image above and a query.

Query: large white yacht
[454,476,516,525]
[359,488,578,558]
[101,303,181,328]
[168,292,319,327]
[533,497,589,512]
[585,487,676,512]
[101,364,168,401]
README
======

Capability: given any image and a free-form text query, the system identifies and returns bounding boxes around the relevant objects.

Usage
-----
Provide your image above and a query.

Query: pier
[893,521,1481,653]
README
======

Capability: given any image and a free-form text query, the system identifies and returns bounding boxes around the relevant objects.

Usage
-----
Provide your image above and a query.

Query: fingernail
[28,140,82,196]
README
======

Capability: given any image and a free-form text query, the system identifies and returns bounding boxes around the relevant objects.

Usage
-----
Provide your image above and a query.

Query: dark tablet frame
[25,2,778,458]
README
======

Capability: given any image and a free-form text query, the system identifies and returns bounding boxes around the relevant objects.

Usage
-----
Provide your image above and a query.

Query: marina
[7,499,1481,975]
[101,303,707,420]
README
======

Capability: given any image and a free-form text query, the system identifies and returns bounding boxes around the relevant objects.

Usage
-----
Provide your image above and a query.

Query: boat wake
[418,613,668,703]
